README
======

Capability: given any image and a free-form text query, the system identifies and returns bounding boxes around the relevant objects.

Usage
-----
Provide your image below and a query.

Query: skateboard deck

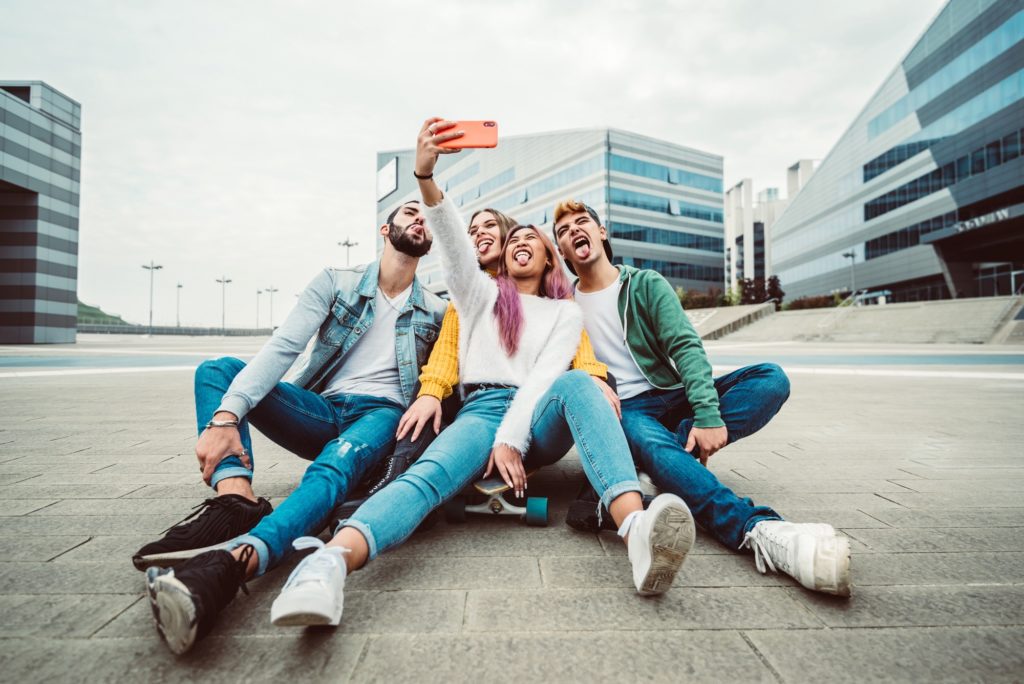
[445,470,548,526]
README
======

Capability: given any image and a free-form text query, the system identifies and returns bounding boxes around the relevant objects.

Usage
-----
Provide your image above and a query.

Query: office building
[772,0,1024,301]
[724,162,815,287]
[0,81,82,343]
[376,128,725,294]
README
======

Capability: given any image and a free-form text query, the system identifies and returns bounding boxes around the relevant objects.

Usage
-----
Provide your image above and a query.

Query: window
[1003,131,1020,161]
[986,141,1002,169]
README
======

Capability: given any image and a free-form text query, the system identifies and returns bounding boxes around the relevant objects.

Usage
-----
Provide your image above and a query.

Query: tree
[766,276,785,310]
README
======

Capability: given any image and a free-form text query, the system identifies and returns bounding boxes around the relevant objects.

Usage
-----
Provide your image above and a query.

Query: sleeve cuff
[216,395,250,421]
[692,406,724,428]
[417,380,450,401]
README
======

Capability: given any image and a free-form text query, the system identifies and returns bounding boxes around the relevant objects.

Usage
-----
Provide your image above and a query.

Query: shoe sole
[814,534,853,597]
[134,543,232,571]
[271,592,343,627]
[638,501,695,596]
[146,568,198,655]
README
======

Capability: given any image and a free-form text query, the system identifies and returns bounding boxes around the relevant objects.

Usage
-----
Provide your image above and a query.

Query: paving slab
[352,631,775,682]
[747,627,1024,683]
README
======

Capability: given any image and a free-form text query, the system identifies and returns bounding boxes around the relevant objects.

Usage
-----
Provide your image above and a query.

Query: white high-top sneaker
[270,537,349,626]
[740,520,852,597]
[623,493,696,596]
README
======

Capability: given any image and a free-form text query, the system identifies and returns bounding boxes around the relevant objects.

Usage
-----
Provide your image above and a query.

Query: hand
[396,395,443,441]
[415,117,464,177]
[483,444,526,497]
[591,376,621,419]
[196,420,250,485]
[685,426,728,466]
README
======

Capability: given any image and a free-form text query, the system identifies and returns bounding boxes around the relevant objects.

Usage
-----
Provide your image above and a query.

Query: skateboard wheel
[524,497,548,527]
[443,497,467,524]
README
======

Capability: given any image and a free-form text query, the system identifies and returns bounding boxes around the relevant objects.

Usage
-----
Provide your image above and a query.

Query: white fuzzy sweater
[423,197,583,453]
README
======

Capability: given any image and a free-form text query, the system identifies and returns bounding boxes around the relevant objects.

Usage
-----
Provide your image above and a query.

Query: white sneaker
[270,537,348,626]
[624,493,695,596]
[740,520,851,597]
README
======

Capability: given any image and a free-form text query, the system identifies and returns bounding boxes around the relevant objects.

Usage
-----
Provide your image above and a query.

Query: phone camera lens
[483,121,495,127]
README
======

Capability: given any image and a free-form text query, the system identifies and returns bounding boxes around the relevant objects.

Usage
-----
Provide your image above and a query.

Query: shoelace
[161,496,242,535]
[282,537,349,589]
[234,544,254,596]
[739,529,779,575]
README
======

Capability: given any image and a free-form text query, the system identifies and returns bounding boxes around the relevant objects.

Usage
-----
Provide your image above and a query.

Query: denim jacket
[218,261,446,419]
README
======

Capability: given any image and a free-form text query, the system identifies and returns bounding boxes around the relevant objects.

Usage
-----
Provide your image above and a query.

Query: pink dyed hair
[493,225,574,356]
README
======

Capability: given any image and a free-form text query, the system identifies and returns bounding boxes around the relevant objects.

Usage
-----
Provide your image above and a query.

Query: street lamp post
[265,286,279,328]
[256,289,263,329]
[842,251,857,298]
[338,238,358,266]
[216,276,232,333]
[141,261,163,334]
[176,283,183,327]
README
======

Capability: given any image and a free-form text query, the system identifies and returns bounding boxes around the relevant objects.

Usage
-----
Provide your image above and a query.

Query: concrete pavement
[0,335,1022,682]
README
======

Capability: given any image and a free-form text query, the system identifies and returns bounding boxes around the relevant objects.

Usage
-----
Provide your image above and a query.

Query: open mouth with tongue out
[512,245,534,266]
[572,234,592,260]
[476,237,494,256]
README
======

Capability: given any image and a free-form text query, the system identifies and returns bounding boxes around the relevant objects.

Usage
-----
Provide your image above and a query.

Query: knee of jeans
[195,356,245,385]
[553,368,592,395]
[760,363,791,404]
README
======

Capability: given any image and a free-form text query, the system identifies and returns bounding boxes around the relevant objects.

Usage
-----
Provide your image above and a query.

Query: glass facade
[771,0,1024,302]
[0,81,82,344]
[376,128,724,292]
[868,10,1023,139]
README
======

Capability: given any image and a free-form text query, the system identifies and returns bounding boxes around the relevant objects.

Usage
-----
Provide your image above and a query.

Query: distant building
[0,81,82,343]
[771,0,1024,301]
[724,161,814,288]
[375,128,725,294]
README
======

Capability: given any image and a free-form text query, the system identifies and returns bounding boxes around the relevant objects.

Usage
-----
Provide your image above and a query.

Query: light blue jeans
[345,370,642,560]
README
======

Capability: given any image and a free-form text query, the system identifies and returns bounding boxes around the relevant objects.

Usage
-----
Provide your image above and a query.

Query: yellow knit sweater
[418,301,608,400]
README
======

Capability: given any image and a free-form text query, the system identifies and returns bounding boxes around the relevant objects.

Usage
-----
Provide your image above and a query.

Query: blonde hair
[552,199,600,228]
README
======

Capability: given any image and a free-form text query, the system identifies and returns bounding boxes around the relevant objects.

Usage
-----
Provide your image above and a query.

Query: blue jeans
[523,370,641,511]
[344,387,513,560]
[195,357,402,574]
[620,363,790,549]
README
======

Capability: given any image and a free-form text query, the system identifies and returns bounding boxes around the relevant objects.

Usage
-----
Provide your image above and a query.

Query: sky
[2,0,948,328]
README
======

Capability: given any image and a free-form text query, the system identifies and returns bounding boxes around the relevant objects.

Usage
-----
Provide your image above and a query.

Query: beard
[388,223,432,258]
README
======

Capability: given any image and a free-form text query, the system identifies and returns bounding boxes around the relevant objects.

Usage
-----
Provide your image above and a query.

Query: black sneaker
[133,494,272,570]
[565,481,654,533]
[146,547,252,655]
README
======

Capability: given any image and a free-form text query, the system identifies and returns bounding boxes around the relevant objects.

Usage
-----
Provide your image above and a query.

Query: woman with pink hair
[265,119,698,629]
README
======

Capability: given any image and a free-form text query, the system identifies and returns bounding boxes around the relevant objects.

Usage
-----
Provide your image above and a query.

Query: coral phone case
[437,120,498,149]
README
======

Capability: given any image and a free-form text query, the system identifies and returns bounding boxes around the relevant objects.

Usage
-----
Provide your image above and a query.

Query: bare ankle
[230,544,259,578]
[215,477,257,502]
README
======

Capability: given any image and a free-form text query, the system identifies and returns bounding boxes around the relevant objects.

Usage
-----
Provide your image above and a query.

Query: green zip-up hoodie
[614,265,723,428]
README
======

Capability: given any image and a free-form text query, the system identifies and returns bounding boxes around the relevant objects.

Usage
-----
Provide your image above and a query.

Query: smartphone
[437,120,498,149]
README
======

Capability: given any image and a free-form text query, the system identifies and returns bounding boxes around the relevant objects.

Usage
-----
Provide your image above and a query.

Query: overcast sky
[3,0,947,328]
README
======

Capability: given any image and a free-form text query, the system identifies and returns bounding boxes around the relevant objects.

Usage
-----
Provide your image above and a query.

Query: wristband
[205,420,239,429]
[413,170,433,180]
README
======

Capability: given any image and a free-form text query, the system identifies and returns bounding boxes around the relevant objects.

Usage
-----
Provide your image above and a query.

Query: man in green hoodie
[552,198,851,597]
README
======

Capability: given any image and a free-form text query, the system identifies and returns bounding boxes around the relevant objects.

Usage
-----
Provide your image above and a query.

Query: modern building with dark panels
[376,128,725,294]
[772,0,1024,302]
[0,81,81,343]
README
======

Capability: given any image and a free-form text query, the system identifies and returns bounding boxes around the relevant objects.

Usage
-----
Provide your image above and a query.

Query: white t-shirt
[574,279,655,400]
[322,284,411,407]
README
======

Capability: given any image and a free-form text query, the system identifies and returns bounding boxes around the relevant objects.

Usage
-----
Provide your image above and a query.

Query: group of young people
[136,118,851,656]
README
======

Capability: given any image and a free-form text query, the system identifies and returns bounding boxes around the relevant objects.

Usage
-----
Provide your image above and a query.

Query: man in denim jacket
[133,200,446,574]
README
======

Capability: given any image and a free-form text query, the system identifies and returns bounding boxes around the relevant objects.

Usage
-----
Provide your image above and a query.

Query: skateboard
[444,470,548,526]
